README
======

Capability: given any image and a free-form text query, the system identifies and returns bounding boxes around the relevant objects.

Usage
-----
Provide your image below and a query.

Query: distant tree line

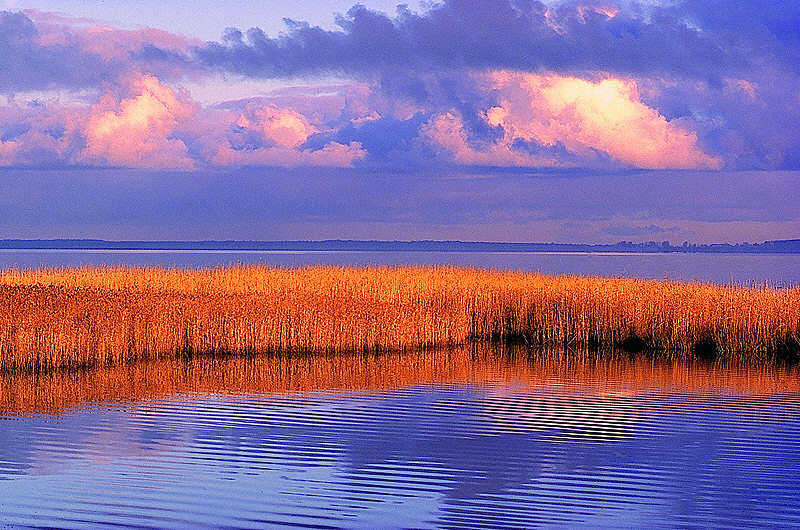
[0,239,798,254]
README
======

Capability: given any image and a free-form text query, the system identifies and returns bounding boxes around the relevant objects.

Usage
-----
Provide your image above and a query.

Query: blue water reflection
[1,364,799,528]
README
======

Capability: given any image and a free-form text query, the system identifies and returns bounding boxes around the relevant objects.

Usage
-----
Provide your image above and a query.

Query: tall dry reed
[0,265,798,371]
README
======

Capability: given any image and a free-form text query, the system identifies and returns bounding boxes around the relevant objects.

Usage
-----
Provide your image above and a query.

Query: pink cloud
[0,11,725,177]
[239,104,319,149]
[724,78,758,101]
[221,82,424,127]
[80,26,197,61]
[0,139,17,165]
[211,140,366,168]
[420,112,563,167]
[25,9,198,83]
[1,12,374,169]
[203,100,367,167]
[80,74,197,169]
[27,9,198,55]
[484,72,721,169]
[0,103,84,165]
[0,78,369,169]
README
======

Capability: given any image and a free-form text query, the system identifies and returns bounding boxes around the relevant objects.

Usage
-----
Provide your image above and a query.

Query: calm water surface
[0,249,799,286]
[1,349,799,528]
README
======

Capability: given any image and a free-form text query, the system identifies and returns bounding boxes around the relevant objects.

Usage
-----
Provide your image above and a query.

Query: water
[1,349,799,528]
[1,249,799,286]
[2,249,799,527]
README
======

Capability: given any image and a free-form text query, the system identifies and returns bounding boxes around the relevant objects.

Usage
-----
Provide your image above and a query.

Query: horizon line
[1,237,798,247]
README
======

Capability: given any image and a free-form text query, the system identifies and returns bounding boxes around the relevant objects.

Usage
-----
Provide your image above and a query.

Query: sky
[0,0,798,243]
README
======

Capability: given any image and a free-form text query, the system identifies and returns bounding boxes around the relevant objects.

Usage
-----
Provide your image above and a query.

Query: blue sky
[0,0,798,243]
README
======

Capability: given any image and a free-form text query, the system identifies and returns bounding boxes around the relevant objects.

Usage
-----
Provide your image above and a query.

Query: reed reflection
[2,346,798,417]
[2,347,799,529]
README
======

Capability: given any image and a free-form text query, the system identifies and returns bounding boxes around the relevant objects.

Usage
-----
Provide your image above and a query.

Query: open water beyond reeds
[1,249,799,287]
[1,348,799,528]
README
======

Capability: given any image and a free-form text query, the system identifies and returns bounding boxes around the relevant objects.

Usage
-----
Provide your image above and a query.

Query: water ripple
[1,352,799,528]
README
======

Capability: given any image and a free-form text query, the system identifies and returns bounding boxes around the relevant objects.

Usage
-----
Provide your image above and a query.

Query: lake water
[1,248,799,286]
[1,348,799,528]
[2,251,799,527]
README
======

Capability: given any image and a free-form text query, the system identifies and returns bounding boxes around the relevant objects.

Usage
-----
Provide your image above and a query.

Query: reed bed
[0,265,798,371]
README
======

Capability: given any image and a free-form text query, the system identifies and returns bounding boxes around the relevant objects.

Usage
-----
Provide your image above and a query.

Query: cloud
[674,0,800,72]
[178,0,800,169]
[420,111,564,167]
[191,0,760,82]
[206,101,366,167]
[413,71,719,169]
[0,102,84,165]
[0,73,367,169]
[210,138,366,168]
[602,223,681,237]
[637,71,800,169]
[78,25,196,62]
[2,3,799,170]
[484,72,720,169]
[0,10,108,92]
[240,104,318,148]
[81,74,196,168]
[0,10,198,94]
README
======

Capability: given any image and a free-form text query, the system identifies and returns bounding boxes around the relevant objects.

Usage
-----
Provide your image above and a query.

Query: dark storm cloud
[0,11,108,92]
[192,0,767,81]
[676,0,800,72]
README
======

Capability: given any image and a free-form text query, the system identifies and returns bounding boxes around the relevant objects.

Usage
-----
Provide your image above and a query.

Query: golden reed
[0,265,798,371]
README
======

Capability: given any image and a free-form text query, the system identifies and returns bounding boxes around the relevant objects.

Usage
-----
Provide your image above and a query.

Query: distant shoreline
[2,238,799,254]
